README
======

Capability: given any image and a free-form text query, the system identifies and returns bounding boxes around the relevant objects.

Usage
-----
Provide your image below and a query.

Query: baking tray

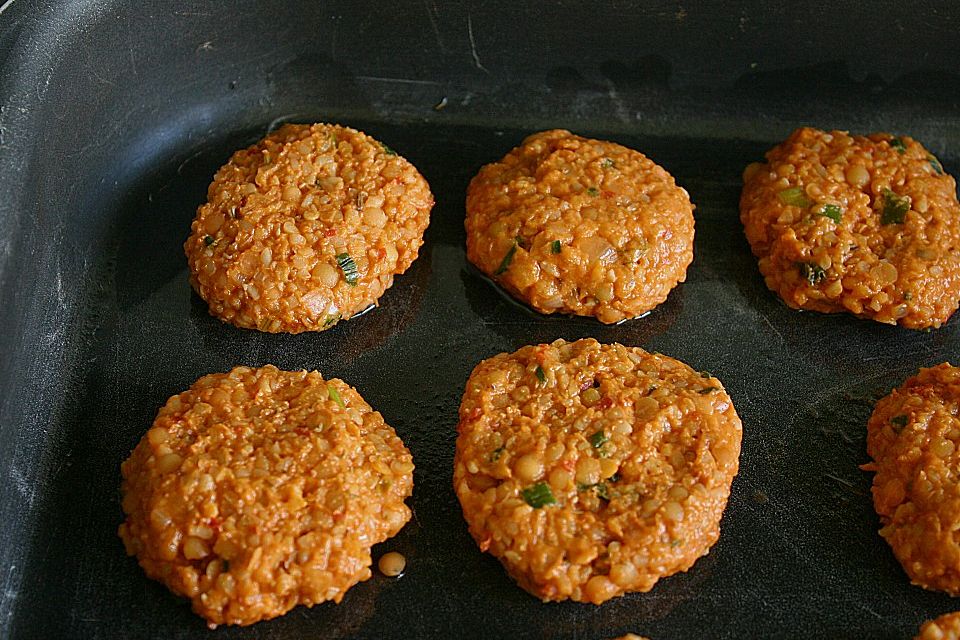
[2,1,960,638]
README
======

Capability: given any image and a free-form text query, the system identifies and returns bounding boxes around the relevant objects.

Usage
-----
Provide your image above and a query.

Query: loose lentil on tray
[118,365,414,628]
[185,123,433,333]
[454,338,742,604]
[865,363,960,597]
[740,127,960,329]
[465,130,695,324]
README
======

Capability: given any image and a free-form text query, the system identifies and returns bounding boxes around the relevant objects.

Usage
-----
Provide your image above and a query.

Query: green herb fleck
[336,253,360,285]
[521,482,556,508]
[515,235,526,248]
[777,187,813,208]
[586,187,599,197]
[928,154,945,175]
[698,386,719,395]
[881,189,911,225]
[323,314,341,328]
[535,365,546,385]
[490,445,505,462]
[903,291,913,301]
[577,482,610,501]
[670,539,682,548]
[602,158,615,169]
[589,430,608,448]
[203,235,215,246]
[699,371,713,379]
[891,414,908,431]
[889,137,906,154]
[495,242,518,275]
[818,204,843,223]
[550,240,562,254]
[609,473,621,483]
[381,143,397,156]
[221,559,230,572]
[798,262,826,286]
[327,385,345,409]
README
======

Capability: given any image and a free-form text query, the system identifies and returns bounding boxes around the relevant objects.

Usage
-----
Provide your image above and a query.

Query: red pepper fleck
[324,228,337,238]
[598,397,613,410]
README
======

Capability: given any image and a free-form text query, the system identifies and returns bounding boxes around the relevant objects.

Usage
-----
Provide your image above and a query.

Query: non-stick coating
[2,1,960,638]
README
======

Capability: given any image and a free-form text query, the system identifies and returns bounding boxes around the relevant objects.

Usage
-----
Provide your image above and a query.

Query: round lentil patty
[465,130,695,324]
[453,338,742,604]
[118,365,414,627]
[917,612,960,640]
[866,363,960,595]
[185,123,433,333]
[740,127,960,329]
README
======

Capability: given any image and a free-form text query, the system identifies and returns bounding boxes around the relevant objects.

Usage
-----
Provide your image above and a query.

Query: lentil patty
[740,127,960,329]
[917,612,960,640]
[453,338,741,604]
[465,130,695,324]
[185,123,433,333]
[118,365,414,627]
[866,364,960,595]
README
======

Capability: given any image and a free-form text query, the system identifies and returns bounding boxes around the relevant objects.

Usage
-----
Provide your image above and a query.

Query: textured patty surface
[741,127,960,329]
[185,123,433,333]
[454,338,741,604]
[866,363,960,595]
[118,365,414,627]
[465,130,695,323]
[917,612,960,640]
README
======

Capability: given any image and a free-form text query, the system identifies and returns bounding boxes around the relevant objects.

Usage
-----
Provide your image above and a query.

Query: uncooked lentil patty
[185,123,433,333]
[866,363,960,595]
[454,338,742,604]
[465,130,695,324]
[118,365,414,627]
[740,127,960,329]
[917,612,960,640]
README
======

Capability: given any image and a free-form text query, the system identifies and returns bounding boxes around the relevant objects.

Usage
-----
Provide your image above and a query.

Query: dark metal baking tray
[2,1,960,638]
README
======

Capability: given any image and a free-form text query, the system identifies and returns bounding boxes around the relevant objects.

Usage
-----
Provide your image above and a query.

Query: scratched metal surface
[2,1,960,638]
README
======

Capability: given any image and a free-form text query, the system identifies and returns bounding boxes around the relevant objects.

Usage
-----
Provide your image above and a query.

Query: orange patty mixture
[741,127,960,328]
[185,123,433,333]
[917,612,960,640]
[454,338,741,604]
[466,130,694,323]
[866,363,960,595]
[119,366,414,627]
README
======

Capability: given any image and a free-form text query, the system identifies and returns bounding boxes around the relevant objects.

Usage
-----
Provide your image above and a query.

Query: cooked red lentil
[118,365,414,627]
[865,363,960,595]
[740,127,960,329]
[185,123,433,333]
[465,130,695,324]
[377,551,406,577]
[917,612,960,640]
[454,338,742,604]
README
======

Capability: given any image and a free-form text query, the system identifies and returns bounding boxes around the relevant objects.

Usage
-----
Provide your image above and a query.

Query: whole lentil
[454,338,742,604]
[118,365,414,627]
[377,551,406,577]
[465,130,695,323]
[740,127,960,329]
[917,612,960,640]
[185,123,433,333]
[866,364,960,595]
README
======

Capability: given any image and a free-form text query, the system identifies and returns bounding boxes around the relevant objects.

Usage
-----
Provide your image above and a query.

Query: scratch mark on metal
[356,75,441,86]
[423,0,447,52]
[467,13,488,73]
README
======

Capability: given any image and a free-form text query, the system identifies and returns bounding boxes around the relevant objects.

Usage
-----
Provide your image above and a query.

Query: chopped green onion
[670,538,682,548]
[699,371,713,379]
[586,187,599,197]
[490,445,505,462]
[576,482,611,501]
[521,482,556,508]
[777,187,813,208]
[928,154,945,175]
[602,158,615,169]
[798,262,826,286]
[889,137,906,154]
[323,314,341,328]
[891,414,908,431]
[514,235,526,248]
[881,189,910,225]
[818,204,843,223]
[698,387,719,395]
[381,143,397,156]
[904,291,913,301]
[327,385,345,408]
[589,430,607,448]
[535,366,546,384]
[550,240,562,254]
[203,235,215,246]
[336,253,360,285]
[495,242,518,275]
